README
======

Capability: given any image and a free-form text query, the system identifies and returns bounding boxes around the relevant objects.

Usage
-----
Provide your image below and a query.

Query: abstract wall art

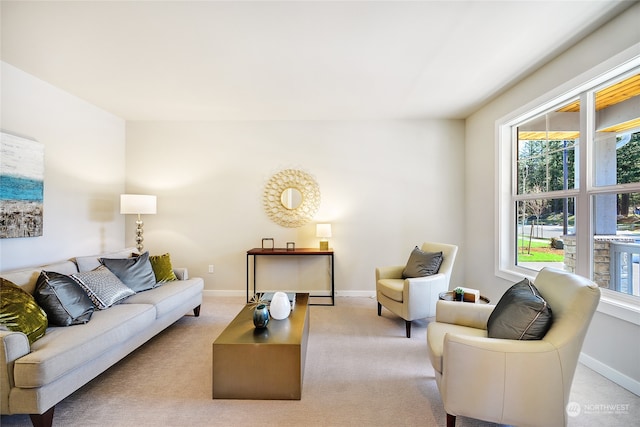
[0,131,44,238]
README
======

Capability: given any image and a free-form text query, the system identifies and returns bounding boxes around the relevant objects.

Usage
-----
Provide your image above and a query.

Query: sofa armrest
[0,330,31,365]
[435,300,495,329]
[173,268,188,280]
[1,330,31,410]
[375,265,405,281]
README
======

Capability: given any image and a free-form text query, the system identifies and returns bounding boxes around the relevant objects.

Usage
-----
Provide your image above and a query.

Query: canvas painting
[0,132,44,238]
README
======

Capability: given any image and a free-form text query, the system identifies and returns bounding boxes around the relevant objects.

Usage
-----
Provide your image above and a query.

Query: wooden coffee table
[212,293,309,400]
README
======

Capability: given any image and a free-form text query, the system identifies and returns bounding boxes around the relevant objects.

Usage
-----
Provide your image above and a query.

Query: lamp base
[319,241,329,251]
[135,218,144,252]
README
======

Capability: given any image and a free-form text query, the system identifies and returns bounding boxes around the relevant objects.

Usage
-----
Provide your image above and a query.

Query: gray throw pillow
[34,271,94,326]
[487,278,553,340]
[100,251,157,292]
[402,246,443,279]
[72,266,134,309]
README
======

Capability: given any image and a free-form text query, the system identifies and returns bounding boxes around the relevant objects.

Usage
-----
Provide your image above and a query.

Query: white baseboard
[579,352,640,396]
[336,290,376,298]
[202,290,377,298]
[202,290,244,297]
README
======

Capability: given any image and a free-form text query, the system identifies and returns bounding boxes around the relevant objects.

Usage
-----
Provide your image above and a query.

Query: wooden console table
[246,248,334,306]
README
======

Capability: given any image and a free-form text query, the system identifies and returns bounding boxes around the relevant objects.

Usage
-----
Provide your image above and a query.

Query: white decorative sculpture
[269,292,291,320]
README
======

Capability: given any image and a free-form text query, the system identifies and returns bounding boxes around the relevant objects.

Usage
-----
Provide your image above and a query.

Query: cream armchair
[376,242,458,338]
[427,268,601,427]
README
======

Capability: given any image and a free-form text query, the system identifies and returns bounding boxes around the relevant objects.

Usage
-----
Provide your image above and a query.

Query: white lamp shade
[120,194,157,215]
[316,223,332,238]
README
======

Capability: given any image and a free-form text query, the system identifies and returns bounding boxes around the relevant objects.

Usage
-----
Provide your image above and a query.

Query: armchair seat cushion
[427,323,487,374]
[377,279,404,302]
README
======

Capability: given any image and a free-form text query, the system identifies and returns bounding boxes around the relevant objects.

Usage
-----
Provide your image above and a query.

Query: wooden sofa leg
[30,406,54,427]
[446,413,456,427]
[405,320,411,338]
[193,305,201,317]
[377,302,382,316]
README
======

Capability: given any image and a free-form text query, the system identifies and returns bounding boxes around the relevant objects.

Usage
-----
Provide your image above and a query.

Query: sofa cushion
[34,271,94,326]
[0,278,48,343]
[402,246,443,279]
[487,278,553,340]
[72,266,135,309]
[75,248,136,272]
[0,261,78,295]
[121,278,204,319]
[13,303,156,388]
[101,251,157,292]
[149,253,178,283]
[377,279,405,302]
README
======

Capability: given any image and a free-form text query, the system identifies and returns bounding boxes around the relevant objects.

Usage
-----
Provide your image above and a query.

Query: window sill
[598,290,640,326]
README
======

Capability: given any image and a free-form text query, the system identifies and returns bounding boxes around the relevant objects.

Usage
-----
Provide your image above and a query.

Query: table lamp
[316,223,332,250]
[120,194,157,252]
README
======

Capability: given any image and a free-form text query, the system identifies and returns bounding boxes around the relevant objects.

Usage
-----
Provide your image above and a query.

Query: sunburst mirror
[263,169,321,228]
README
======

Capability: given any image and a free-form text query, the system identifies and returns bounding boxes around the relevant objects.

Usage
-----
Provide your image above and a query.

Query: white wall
[464,4,640,392]
[125,119,465,295]
[0,63,126,270]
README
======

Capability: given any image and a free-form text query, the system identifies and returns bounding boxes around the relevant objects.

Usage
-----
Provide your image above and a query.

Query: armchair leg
[377,302,381,316]
[446,413,456,427]
[405,320,411,338]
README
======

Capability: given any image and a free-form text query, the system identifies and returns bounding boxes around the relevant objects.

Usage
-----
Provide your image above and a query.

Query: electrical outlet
[208,265,214,274]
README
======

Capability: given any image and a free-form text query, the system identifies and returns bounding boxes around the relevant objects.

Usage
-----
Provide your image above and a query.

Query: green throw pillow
[149,253,178,283]
[0,277,48,344]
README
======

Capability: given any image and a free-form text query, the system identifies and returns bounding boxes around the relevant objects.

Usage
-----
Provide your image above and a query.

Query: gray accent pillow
[75,249,135,272]
[34,271,94,326]
[402,246,443,279]
[487,278,553,340]
[72,266,134,310]
[100,251,157,292]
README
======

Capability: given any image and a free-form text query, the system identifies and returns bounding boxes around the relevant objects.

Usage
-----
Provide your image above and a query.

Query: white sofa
[0,249,204,427]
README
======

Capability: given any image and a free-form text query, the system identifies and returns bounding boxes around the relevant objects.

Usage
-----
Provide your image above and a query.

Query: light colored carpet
[2,296,638,426]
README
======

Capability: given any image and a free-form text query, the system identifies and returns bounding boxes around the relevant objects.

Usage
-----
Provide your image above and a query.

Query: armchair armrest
[441,334,563,423]
[435,300,495,330]
[375,265,404,281]
[403,273,449,319]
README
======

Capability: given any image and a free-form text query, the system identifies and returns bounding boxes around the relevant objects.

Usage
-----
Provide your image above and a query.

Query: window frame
[496,44,640,325]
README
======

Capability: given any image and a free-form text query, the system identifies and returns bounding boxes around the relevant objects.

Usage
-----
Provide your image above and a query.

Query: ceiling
[0,1,635,121]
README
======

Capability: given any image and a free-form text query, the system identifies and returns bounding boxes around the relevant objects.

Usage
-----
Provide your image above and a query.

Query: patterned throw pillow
[72,265,134,309]
[34,271,94,326]
[0,278,48,343]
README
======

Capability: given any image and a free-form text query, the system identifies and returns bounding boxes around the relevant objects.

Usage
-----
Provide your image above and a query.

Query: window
[498,56,640,308]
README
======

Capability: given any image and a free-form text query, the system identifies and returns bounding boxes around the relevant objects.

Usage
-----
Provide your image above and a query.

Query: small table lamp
[316,223,332,251]
[120,194,157,252]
